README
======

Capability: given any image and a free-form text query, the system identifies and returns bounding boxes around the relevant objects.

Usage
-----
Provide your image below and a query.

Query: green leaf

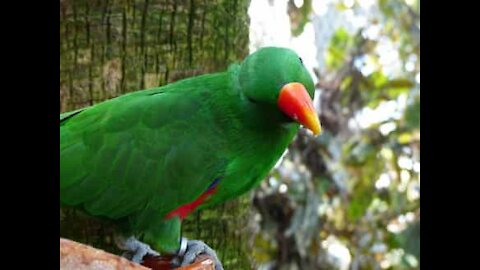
[404,96,420,130]
[335,3,350,11]
[340,75,353,91]
[367,96,384,109]
[326,28,353,70]
[347,177,375,221]
[386,79,414,89]
[289,0,313,36]
[347,193,371,221]
[395,221,420,259]
[369,71,389,89]
[384,79,414,99]
[379,0,394,18]
[344,140,377,166]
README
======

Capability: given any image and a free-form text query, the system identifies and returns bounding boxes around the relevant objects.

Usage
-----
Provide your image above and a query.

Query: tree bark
[60,238,215,270]
[60,0,253,268]
[60,238,150,270]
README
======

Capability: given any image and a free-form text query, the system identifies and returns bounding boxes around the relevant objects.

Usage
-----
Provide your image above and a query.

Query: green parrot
[60,47,321,269]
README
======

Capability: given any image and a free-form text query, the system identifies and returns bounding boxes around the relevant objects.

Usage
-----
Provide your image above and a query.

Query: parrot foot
[173,237,224,270]
[115,236,160,263]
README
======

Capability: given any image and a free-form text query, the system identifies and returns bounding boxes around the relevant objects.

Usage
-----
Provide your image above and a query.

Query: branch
[60,238,215,270]
[60,238,149,270]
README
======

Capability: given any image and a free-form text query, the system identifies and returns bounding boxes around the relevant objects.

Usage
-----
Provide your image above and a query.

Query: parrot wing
[60,82,230,221]
[60,108,85,123]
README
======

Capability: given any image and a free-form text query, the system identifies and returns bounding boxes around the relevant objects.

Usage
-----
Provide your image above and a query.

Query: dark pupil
[248,97,258,104]
[299,57,304,64]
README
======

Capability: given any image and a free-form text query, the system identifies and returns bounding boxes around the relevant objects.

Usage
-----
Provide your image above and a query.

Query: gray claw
[115,235,160,263]
[176,238,223,270]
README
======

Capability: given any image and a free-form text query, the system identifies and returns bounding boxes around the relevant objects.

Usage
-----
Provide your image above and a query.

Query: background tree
[60,0,254,268]
[250,0,420,269]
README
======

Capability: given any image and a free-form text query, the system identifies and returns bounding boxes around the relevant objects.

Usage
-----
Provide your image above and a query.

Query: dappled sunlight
[248,0,419,269]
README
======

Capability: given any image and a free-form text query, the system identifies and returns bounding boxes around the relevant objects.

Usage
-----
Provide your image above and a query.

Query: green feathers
[239,47,315,104]
[60,47,316,252]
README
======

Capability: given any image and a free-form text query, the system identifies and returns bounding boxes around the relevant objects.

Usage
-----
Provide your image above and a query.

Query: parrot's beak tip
[304,112,321,136]
[277,82,322,137]
[311,126,321,136]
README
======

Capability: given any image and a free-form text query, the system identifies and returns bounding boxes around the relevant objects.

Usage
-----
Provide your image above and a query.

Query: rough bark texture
[60,0,249,111]
[60,0,253,268]
[60,238,150,270]
[60,238,215,270]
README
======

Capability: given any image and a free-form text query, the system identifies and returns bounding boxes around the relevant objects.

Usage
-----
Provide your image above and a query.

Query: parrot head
[238,47,321,135]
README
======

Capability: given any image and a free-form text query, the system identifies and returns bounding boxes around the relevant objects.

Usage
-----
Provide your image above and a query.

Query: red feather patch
[165,187,218,220]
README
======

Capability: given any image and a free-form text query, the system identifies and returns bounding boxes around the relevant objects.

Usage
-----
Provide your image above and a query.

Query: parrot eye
[247,96,258,104]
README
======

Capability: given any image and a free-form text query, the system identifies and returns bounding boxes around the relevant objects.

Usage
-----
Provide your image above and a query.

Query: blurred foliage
[251,0,420,269]
[287,0,313,36]
[326,28,354,70]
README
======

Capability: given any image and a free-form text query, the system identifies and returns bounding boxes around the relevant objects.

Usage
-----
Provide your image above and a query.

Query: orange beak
[277,82,321,135]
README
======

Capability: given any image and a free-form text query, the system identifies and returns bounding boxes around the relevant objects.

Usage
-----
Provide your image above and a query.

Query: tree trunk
[60,0,253,268]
